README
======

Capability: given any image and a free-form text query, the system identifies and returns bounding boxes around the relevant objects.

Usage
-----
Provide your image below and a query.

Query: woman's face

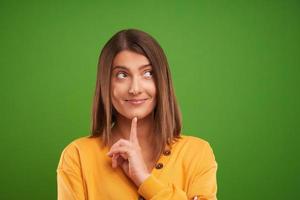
[111,50,157,120]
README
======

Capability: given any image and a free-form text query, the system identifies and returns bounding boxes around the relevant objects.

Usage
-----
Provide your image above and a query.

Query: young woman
[57,29,218,200]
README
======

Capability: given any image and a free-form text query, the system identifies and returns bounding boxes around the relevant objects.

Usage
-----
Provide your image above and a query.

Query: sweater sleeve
[56,143,87,200]
[137,142,218,200]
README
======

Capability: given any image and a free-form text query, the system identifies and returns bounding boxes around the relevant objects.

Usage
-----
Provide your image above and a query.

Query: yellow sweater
[56,135,218,200]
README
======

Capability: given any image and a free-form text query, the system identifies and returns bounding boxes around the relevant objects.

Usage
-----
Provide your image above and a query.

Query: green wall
[1,0,299,199]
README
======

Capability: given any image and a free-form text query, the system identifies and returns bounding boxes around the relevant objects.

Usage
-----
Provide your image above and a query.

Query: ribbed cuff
[137,175,166,199]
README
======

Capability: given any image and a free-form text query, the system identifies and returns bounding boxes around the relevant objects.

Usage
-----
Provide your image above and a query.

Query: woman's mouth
[125,99,148,105]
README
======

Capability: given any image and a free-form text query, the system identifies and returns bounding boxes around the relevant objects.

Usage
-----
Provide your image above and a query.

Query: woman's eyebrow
[112,64,151,71]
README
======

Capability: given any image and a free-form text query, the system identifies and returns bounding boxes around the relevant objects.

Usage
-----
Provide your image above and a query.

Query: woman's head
[91,29,182,156]
[111,50,157,120]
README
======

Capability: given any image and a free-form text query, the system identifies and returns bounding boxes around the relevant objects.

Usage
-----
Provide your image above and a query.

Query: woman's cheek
[146,83,156,97]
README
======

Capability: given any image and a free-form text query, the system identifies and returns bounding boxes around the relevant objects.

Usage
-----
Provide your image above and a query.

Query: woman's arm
[56,143,87,200]
[137,142,218,200]
[107,117,218,199]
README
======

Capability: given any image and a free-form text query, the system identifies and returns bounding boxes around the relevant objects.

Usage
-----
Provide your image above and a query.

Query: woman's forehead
[112,64,151,72]
[112,50,151,71]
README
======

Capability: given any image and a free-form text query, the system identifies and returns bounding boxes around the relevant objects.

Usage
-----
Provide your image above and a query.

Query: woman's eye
[116,72,127,79]
[144,71,153,78]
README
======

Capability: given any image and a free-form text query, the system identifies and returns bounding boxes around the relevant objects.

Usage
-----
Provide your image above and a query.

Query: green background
[1,0,299,199]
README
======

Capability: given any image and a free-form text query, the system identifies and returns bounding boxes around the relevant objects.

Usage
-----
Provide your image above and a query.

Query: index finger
[129,117,138,143]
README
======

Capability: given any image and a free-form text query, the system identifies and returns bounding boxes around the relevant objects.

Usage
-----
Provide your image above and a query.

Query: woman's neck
[111,114,155,148]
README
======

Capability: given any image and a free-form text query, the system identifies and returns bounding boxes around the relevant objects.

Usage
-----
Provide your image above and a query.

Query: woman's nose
[128,77,142,95]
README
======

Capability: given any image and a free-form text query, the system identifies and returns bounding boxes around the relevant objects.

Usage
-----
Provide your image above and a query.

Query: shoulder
[174,134,217,166]
[176,134,212,151]
[57,135,104,169]
[61,135,103,153]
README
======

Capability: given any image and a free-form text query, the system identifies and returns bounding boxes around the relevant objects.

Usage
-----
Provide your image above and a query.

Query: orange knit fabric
[57,135,218,199]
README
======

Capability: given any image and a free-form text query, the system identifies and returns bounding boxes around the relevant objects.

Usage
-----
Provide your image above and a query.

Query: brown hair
[90,29,182,161]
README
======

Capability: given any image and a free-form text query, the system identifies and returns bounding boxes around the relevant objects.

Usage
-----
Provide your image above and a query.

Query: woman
[57,29,218,200]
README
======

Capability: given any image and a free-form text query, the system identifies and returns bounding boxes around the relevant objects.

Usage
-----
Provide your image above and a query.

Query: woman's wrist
[136,173,151,187]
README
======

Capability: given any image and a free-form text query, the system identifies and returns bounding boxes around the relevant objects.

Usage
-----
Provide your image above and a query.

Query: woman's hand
[107,117,150,187]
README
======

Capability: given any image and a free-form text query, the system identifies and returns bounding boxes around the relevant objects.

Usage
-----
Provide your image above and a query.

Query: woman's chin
[121,111,152,120]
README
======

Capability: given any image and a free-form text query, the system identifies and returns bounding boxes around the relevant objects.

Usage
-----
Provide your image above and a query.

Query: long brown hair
[90,29,182,161]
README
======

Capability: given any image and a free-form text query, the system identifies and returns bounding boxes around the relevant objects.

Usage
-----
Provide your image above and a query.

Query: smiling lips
[125,99,148,105]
